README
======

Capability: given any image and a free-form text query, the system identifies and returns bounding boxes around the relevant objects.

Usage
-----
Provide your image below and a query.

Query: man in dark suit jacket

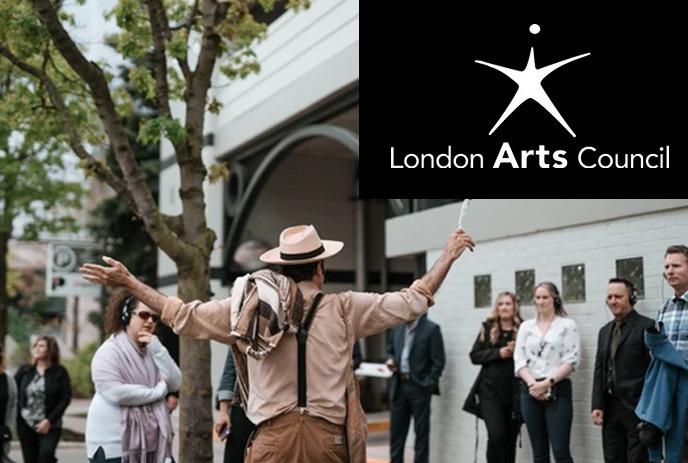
[592,278,654,463]
[386,314,445,463]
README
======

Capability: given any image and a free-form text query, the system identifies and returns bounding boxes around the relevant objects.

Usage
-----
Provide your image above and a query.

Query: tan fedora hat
[259,225,343,265]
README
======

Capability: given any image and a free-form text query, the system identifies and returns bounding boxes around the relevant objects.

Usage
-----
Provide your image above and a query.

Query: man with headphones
[591,277,654,463]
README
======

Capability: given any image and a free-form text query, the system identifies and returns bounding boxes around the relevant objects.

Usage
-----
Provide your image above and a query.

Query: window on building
[562,264,586,303]
[474,274,492,308]
[615,257,645,299]
[515,269,535,305]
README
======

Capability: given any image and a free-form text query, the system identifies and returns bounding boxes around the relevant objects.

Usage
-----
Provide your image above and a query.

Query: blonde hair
[482,291,522,344]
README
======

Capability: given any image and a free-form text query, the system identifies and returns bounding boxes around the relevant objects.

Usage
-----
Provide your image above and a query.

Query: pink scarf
[93,332,173,463]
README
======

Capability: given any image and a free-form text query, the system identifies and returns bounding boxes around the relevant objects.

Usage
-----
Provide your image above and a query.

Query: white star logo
[476,24,590,137]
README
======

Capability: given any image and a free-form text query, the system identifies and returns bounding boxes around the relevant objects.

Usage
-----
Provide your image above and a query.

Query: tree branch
[30,0,196,263]
[0,45,137,215]
[192,1,228,109]
[168,0,198,81]
[168,0,228,245]
[184,0,229,164]
[145,0,172,118]
[162,213,184,237]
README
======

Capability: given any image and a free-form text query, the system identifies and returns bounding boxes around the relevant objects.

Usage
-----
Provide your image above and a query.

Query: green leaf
[208,162,230,184]
[138,116,187,145]
[207,98,223,115]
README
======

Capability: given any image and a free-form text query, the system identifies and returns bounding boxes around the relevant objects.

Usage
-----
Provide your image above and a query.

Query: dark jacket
[387,315,445,401]
[15,363,72,427]
[469,321,519,405]
[591,310,654,411]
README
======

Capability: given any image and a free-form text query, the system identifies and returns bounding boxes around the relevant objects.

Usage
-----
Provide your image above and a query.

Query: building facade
[386,199,688,462]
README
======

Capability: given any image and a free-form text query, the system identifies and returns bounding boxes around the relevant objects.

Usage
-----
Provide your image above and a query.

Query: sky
[63,0,121,65]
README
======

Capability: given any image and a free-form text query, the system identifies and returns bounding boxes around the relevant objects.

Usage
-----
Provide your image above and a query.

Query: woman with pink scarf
[86,289,181,463]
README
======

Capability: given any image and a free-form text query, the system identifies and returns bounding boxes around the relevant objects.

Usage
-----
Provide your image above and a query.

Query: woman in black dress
[469,291,523,463]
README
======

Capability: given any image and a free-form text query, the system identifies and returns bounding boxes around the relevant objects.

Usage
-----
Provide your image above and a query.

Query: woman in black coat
[15,335,71,463]
[468,291,523,463]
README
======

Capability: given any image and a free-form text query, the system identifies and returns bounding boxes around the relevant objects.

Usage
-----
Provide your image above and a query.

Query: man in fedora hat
[81,224,475,462]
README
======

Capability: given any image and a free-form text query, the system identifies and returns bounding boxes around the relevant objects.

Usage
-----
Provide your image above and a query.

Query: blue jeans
[520,379,573,463]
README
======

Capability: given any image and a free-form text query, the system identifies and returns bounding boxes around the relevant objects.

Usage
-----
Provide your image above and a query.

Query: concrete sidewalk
[8,399,412,462]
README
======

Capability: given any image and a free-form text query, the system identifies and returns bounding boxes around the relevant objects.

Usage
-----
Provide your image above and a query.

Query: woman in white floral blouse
[514,282,580,463]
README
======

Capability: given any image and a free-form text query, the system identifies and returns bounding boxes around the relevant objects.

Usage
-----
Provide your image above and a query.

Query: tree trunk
[0,230,9,349]
[176,262,213,462]
[72,296,79,352]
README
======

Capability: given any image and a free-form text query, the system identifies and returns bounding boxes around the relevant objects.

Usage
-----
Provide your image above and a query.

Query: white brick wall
[424,207,688,463]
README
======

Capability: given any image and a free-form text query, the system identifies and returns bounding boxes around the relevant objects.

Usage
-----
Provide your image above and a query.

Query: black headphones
[607,278,638,306]
[121,296,135,324]
[629,286,638,306]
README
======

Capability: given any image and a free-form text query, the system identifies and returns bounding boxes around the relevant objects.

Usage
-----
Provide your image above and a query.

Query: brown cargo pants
[245,410,348,462]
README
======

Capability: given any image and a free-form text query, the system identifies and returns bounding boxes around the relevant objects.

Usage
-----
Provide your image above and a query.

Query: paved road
[7,399,413,462]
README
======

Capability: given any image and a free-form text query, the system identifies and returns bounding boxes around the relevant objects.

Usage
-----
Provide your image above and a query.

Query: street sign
[46,242,102,297]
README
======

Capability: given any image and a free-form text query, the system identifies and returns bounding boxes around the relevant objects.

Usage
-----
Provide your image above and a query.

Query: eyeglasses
[133,311,160,323]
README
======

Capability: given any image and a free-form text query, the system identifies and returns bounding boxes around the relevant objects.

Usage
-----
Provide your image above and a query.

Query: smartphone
[545,387,557,401]
[220,427,231,441]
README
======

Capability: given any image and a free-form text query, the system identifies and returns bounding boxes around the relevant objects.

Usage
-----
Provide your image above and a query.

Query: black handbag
[462,371,483,418]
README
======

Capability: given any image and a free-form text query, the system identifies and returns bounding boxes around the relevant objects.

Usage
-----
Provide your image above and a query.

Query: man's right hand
[80,256,135,288]
[214,408,231,438]
[591,409,604,426]
[386,359,398,373]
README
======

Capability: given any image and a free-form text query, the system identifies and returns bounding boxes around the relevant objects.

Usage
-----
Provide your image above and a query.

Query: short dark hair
[608,277,635,299]
[666,245,688,264]
[279,260,323,283]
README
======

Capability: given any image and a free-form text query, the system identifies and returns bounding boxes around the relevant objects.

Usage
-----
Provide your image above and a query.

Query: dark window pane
[515,269,535,306]
[562,264,586,303]
[474,275,492,308]
[616,257,645,299]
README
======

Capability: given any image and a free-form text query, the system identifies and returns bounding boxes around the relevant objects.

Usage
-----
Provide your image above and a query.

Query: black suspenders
[297,292,324,408]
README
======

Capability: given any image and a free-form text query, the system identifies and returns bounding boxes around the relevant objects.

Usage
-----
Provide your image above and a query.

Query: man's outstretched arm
[81,256,167,314]
[418,227,475,296]
[81,256,234,344]
[348,228,476,339]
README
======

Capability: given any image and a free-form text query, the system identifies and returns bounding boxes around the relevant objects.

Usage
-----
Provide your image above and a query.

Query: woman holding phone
[467,291,523,463]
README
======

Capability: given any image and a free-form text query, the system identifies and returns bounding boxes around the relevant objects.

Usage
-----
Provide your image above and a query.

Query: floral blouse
[20,373,46,427]
[514,316,580,380]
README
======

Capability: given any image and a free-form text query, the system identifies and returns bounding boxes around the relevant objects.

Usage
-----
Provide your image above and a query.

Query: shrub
[63,342,99,398]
